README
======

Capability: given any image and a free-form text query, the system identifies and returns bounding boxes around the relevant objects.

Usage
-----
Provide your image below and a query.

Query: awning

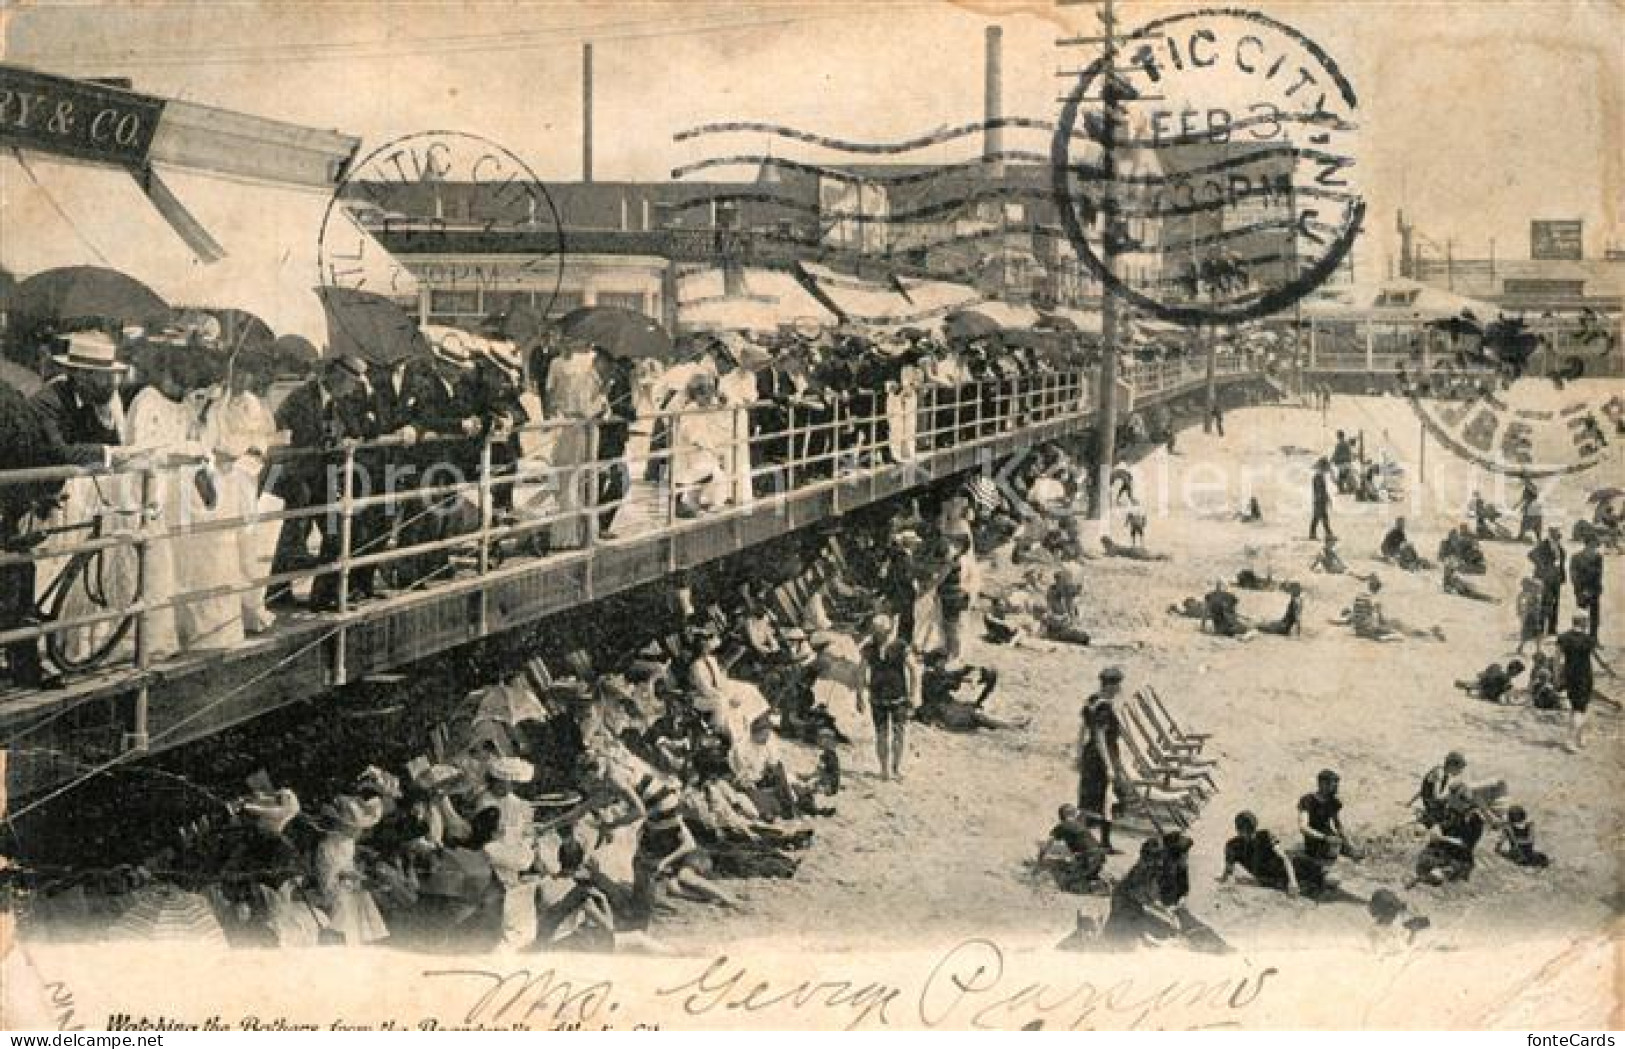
[796,261,981,329]
[1300,278,1500,324]
[1,150,410,343]
[675,267,836,332]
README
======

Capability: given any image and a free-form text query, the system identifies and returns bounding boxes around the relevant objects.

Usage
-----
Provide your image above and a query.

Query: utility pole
[1088,0,1124,522]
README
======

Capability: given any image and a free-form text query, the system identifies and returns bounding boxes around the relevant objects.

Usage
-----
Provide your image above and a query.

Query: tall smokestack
[984,26,1003,177]
[582,42,594,183]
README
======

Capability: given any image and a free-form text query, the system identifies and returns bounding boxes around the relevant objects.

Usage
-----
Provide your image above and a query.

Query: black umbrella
[269,334,320,375]
[7,265,170,328]
[556,305,675,361]
[316,286,430,366]
[943,309,1002,344]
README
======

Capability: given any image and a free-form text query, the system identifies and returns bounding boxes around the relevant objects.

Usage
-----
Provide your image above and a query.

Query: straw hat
[53,331,128,373]
[412,763,466,794]
[240,788,301,835]
[487,756,535,784]
[431,329,478,369]
[323,795,383,834]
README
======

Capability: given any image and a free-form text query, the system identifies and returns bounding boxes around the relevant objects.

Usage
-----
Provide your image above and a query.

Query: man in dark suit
[4,379,76,687]
[594,350,635,536]
[393,333,483,589]
[16,333,131,684]
[266,354,375,610]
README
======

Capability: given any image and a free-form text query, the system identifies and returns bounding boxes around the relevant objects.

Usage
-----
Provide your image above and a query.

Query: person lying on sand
[1102,536,1170,561]
[1442,557,1500,603]
[1309,537,1372,581]
[1337,576,1447,642]
[1219,810,1328,898]
[916,657,1027,732]
[1255,583,1304,637]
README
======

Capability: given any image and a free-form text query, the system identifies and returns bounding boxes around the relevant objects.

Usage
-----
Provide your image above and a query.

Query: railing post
[666,412,682,525]
[133,463,157,671]
[337,444,355,614]
[477,435,494,574]
[731,405,747,506]
[786,404,798,491]
[583,419,601,548]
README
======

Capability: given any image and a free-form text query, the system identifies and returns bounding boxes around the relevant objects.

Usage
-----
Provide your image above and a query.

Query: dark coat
[26,375,120,467]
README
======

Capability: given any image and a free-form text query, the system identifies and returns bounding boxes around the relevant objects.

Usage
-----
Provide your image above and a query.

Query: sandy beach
[658,392,1624,954]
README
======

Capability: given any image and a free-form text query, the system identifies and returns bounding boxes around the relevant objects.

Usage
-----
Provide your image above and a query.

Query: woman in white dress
[198,351,280,634]
[124,345,244,653]
[670,374,733,515]
[314,795,390,946]
[543,340,607,549]
[716,345,761,507]
[887,354,923,463]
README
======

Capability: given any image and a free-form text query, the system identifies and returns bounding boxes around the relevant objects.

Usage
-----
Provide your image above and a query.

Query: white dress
[200,390,279,633]
[812,630,871,746]
[544,351,606,547]
[126,387,244,653]
[718,366,759,505]
[313,834,390,945]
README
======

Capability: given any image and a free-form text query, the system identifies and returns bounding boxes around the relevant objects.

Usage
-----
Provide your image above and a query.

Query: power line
[11,11,849,69]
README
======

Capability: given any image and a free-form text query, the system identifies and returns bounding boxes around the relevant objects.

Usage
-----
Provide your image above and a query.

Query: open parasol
[556,305,675,361]
[110,884,229,947]
[942,308,1002,344]
[317,286,431,366]
[472,679,549,727]
[7,265,170,329]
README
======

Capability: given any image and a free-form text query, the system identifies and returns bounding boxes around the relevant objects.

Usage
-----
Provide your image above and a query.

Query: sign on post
[1530,219,1584,261]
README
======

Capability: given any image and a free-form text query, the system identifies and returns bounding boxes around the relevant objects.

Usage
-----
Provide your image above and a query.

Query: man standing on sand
[1529,527,1566,636]
[1078,666,1131,855]
[1569,531,1604,641]
[1310,458,1335,541]
[1555,612,1614,753]
[860,613,915,782]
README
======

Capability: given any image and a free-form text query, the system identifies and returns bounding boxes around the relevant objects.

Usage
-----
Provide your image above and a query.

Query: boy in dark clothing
[1220,811,1326,897]
[1496,806,1550,869]
[1043,804,1108,893]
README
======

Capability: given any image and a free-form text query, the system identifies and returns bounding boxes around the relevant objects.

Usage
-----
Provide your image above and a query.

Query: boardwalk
[1,358,1259,796]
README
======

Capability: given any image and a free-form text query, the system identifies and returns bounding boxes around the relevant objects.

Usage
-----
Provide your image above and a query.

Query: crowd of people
[0,315,1111,690]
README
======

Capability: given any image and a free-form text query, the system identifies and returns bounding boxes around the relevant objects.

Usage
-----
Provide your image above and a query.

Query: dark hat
[1098,666,1124,684]
[1317,768,1340,783]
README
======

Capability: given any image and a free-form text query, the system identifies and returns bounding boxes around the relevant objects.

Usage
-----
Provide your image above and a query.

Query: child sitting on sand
[1495,805,1550,869]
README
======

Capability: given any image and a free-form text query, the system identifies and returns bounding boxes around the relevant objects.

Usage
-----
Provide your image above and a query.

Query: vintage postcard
[0,0,1619,1032]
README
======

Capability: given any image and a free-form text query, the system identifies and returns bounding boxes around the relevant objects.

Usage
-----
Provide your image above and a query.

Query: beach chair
[1129,698,1219,772]
[1118,719,1212,806]
[1123,706,1217,788]
[1114,781,1192,831]
[1142,687,1213,752]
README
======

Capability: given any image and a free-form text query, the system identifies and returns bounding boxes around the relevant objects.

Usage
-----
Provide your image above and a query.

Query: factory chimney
[984,26,1004,177]
[582,42,594,183]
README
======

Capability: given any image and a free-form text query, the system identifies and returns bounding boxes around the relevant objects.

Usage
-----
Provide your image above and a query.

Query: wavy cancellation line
[675,111,1357,154]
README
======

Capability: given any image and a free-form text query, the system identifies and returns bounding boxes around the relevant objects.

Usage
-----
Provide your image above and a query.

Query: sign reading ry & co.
[0,64,166,168]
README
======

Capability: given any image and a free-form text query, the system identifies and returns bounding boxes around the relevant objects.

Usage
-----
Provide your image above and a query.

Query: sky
[3,0,1620,281]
